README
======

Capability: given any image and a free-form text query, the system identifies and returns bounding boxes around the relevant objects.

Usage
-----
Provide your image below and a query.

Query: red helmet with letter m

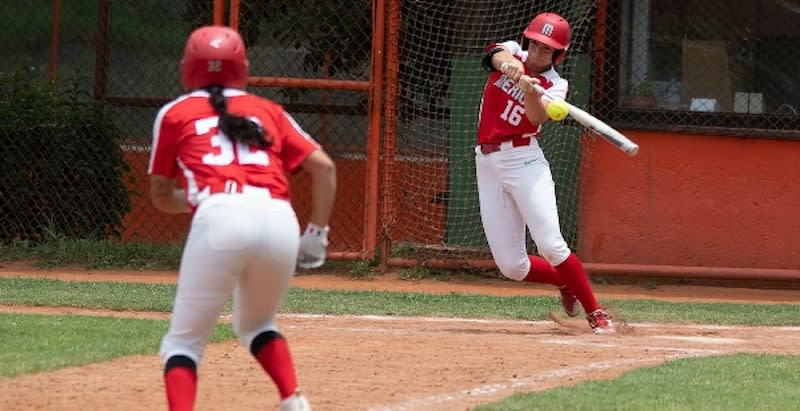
[522,12,571,64]
[180,25,249,90]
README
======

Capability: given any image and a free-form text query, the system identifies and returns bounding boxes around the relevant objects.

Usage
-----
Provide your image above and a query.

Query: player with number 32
[475,12,614,334]
[148,25,335,411]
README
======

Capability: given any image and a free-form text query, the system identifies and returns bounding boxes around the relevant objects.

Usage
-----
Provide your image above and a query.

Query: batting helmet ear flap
[552,43,569,65]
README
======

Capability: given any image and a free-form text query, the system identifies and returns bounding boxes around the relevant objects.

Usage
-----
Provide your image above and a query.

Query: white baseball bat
[533,84,640,156]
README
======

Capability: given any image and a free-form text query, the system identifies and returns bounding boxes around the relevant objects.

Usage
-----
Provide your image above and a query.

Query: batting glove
[298,223,329,269]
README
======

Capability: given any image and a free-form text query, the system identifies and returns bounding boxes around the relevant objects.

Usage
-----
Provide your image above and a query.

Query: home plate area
[274,314,800,411]
[2,312,799,411]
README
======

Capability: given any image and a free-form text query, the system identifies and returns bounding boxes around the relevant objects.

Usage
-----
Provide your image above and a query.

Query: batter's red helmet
[522,12,571,64]
[180,26,249,90]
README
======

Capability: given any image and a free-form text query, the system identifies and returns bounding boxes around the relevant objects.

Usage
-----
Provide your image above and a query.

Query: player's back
[152,89,293,202]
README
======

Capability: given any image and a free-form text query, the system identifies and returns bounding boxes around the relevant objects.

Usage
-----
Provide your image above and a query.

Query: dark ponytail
[207,86,272,148]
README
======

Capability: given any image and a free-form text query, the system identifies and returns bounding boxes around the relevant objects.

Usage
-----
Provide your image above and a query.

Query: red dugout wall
[579,131,800,279]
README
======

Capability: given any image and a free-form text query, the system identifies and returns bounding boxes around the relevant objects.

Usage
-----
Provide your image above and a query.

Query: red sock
[554,253,600,313]
[254,336,298,399]
[164,366,197,411]
[522,255,564,287]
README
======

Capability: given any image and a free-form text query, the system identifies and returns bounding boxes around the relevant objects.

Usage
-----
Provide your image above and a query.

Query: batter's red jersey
[148,88,319,210]
[477,41,568,145]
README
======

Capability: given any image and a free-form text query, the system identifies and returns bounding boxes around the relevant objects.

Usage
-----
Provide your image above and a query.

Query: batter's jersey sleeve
[481,40,525,72]
[541,71,569,101]
[497,40,524,59]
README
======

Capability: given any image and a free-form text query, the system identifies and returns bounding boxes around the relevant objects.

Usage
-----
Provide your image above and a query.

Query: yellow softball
[546,99,569,121]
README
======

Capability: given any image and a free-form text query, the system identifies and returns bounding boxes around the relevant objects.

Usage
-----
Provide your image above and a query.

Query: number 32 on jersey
[500,100,525,126]
[195,116,269,166]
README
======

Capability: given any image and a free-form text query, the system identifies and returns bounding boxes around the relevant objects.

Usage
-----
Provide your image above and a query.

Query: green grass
[2,277,799,326]
[0,278,177,311]
[476,354,800,411]
[0,239,183,270]
[0,312,233,377]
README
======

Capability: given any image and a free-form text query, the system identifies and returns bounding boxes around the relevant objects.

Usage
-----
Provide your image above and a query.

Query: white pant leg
[475,147,530,281]
[233,200,300,348]
[159,198,247,364]
[499,144,570,266]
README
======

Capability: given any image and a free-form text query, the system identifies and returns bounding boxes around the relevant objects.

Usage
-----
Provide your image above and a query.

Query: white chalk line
[629,322,800,332]
[279,313,550,326]
[539,338,618,348]
[652,336,744,344]
[269,313,800,334]
[365,350,718,411]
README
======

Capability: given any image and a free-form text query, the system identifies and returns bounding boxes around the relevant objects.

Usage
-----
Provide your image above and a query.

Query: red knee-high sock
[164,356,197,411]
[554,253,601,313]
[252,331,298,399]
[522,255,564,287]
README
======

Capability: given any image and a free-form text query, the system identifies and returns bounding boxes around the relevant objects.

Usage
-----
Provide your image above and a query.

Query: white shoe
[280,391,311,411]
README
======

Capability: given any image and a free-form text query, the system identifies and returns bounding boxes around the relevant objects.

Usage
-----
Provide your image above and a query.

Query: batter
[476,12,614,334]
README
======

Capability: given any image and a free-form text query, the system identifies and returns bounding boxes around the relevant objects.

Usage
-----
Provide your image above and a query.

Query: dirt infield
[2,266,800,410]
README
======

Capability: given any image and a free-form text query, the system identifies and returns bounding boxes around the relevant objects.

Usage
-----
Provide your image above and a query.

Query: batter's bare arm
[519,75,549,125]
[301,149,337,227]
[149,175,190,214]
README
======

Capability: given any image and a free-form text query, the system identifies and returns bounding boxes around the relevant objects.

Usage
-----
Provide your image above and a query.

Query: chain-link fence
[2,0,798,268]
[1,0,373,252]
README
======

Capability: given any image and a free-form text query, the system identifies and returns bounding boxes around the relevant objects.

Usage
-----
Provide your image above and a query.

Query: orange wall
[120,151,445,251]
[123,132,800,271]
[286,159,368,252]
[120,150,368,247]
[120,150,191,243]
[578,131,800,269]
[290,157,448,250]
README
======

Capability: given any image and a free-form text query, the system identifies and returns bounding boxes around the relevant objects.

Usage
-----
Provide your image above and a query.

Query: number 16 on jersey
[500,101,526,126]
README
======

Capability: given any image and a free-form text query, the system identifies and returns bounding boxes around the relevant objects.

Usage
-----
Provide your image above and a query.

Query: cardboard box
[734,92,750,113]
[749,93,764,114]
[682,40,733,112]
[733,92,764,114]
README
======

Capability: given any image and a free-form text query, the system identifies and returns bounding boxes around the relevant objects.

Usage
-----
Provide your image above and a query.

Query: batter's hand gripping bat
[533,83,640,156]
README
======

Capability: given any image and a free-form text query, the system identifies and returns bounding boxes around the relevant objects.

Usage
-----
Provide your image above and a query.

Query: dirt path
[2,265,800,410]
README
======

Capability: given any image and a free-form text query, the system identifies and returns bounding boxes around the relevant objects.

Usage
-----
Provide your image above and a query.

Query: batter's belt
[479,136,532,155]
